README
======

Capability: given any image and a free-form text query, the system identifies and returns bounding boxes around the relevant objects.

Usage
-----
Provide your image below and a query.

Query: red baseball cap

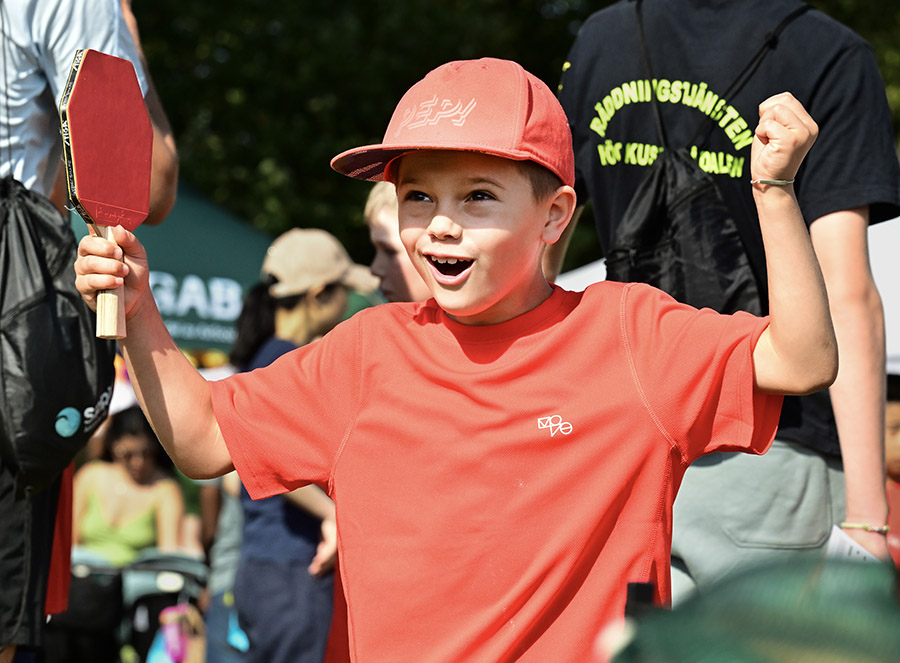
[330,58,575,187]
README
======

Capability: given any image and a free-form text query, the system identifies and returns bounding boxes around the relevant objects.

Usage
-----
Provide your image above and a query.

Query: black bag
[607,146,762,314]
[0,175,116,495]
[605,1,811,315]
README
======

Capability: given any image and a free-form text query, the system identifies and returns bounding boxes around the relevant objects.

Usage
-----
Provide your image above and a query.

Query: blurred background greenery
[133,0,900,273]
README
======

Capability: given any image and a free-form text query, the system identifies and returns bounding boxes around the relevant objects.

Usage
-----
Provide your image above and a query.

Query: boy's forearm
[121,294,233,479]
[754,185,837,393]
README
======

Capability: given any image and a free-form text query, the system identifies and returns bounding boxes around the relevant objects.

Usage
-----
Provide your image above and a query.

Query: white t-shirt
[0,0,147,196]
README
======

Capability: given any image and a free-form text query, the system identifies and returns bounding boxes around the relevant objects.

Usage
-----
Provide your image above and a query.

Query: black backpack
[604,1,810,315]
[0,175,116,495]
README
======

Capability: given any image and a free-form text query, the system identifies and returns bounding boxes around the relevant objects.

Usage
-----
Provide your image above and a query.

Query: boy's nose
[370,252,389,280]
[426,214,461,240]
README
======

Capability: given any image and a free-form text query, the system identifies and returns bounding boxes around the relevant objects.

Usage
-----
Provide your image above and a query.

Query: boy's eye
[467,190,496,202]
[403,190,432,203]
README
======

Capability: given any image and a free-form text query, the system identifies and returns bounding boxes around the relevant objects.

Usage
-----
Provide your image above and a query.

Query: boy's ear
[541,185,577,245]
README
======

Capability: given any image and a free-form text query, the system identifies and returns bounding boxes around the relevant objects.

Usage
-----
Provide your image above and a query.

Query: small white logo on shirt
[538,415,572,437]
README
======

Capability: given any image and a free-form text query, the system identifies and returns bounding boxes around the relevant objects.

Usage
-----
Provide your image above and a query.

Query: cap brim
[331,145,411,182]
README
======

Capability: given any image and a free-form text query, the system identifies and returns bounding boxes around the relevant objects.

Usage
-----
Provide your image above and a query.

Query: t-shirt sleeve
[39,0,149,105]
[621,283,782,464]
[209,315,364,500]
[799,41,900,225]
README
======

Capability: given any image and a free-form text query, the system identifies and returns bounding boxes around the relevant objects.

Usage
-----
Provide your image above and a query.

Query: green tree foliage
[133,1,899,272]
[134,1,593,263]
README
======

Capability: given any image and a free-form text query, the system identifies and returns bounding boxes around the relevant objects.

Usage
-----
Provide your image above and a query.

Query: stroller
[45,547,208,663]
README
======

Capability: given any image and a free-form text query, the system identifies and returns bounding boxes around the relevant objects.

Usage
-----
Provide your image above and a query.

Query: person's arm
[749,93,837,395]
[809,207,889,557]
[155,477,186,552]
[75,226,232,479]
[282,485,335,520]
[38,0,176,221]
[283,485,338,577]
[49,165,69,216]
[199,482,222,560]
[119,0,178,224]
[543,205,586,282]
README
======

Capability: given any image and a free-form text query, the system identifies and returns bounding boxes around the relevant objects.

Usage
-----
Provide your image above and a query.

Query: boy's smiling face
[396,150,574,325]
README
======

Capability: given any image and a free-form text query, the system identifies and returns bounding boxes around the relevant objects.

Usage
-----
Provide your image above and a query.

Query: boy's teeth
[429,255,472,277]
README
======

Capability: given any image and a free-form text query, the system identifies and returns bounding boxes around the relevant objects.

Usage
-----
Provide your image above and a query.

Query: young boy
[74,58,836,662]
[364,181,431,304]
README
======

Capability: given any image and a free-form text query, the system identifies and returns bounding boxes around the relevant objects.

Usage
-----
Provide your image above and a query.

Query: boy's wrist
[124,287,159,326]
[750,178,795,186]
[840,521,890,535]
[751,183,798,207]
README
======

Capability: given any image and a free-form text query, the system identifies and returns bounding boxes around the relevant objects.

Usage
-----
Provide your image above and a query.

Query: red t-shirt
[211,283,781,662]
[887,480,900,570]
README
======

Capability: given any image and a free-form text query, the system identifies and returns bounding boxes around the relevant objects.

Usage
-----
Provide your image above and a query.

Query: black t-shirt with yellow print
[559,0,900,455]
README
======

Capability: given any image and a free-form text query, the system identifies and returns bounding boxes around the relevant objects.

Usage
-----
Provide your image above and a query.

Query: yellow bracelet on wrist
[840,521,890,535]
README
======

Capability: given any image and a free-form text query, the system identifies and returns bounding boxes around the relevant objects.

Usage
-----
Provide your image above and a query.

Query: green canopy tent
[72,182,384,364]
[73,182,274,359]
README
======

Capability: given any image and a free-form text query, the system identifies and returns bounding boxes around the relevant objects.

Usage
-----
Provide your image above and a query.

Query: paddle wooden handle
[92,224,127,339]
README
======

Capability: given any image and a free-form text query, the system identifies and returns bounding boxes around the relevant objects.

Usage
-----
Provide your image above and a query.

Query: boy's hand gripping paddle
[60,49,153,339]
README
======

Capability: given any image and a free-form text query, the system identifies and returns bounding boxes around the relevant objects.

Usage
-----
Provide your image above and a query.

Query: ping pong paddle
[59,49,153,339]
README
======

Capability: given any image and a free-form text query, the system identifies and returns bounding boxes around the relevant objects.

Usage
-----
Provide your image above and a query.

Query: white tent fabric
[555,258,606,292]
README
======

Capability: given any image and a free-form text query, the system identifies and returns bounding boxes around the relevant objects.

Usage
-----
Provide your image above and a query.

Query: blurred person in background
[229,228,377,663]
[200,470,247,663]
[364,181,430,304]
[72,405,184,567]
